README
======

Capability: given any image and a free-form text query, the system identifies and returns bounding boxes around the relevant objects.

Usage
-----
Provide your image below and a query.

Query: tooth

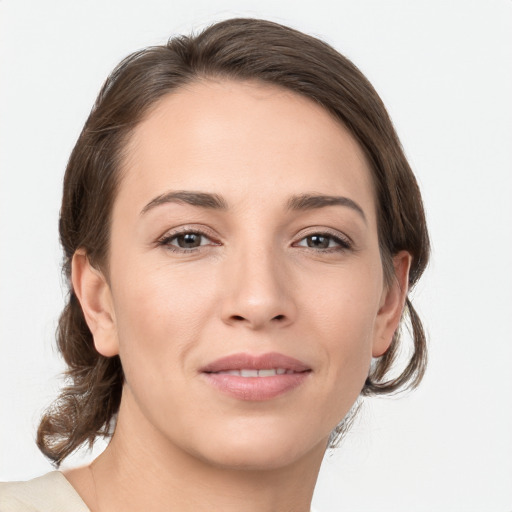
[217,368,293,377]
[240,369,259,377]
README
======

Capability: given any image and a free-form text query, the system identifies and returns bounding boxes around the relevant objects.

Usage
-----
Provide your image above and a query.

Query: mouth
[200,352,311,401]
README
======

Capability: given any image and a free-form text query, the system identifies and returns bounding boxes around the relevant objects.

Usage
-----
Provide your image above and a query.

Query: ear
[71,250,119,357]
[372,250,412,357]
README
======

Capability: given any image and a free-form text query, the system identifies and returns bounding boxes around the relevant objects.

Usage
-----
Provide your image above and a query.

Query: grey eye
[173,233,205,249]
[306,235,331,248]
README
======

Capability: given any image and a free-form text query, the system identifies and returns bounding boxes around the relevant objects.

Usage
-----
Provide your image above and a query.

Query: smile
[200,352,311,401]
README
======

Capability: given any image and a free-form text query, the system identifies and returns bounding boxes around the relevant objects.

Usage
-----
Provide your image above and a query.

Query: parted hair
[37,17,430,465]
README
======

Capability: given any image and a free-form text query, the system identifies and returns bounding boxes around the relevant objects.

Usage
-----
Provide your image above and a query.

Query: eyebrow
[287,193,367,223]
[140,190,228,215]
[140,190,366,223]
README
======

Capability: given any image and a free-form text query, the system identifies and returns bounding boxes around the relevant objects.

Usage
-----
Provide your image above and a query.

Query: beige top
[0,471,90,512]
[0,471,320,511]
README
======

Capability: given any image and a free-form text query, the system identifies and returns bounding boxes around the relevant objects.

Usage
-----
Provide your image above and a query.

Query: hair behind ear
[36,293,123,466]
[363,298,427,395]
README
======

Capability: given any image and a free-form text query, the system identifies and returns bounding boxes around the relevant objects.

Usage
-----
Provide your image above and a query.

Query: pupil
[308,235,329,248]
[178,233,201,248]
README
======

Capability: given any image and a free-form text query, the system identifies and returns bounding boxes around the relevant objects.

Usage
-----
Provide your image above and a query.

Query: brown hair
[37,17,430,465]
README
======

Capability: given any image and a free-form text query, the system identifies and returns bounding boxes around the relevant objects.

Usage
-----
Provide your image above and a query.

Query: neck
[80,387,326,512]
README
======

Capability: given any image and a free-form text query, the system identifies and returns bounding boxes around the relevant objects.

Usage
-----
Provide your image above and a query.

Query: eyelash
[157,228,353,254]
[293,232,352,252]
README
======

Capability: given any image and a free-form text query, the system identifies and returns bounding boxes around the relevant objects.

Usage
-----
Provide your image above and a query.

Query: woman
[0,17,429,511]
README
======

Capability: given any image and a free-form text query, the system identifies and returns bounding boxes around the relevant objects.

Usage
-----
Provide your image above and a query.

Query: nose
[220,244,297,330]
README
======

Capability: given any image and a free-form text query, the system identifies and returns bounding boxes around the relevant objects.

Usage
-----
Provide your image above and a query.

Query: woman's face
[83,80,407,470]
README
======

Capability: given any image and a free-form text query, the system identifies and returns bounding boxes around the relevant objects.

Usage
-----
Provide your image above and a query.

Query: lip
[200,352,311,401]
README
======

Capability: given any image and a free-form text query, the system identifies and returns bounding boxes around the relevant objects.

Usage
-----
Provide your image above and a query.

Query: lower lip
[202,372,310,401]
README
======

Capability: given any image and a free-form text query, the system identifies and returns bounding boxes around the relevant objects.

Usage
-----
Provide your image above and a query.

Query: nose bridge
[221,237,295,329]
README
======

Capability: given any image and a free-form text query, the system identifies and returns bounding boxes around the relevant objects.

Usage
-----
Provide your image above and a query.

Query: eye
[295,233,351,251]
[158,230,218,252]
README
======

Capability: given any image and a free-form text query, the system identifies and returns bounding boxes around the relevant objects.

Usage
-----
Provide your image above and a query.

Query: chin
[187,420,330,472]
[199,445,315,472]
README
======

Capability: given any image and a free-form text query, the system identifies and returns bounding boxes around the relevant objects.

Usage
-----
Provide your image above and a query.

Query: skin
[66,79,411,512]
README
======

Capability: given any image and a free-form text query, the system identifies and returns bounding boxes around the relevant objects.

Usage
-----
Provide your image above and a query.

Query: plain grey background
[1,1,511,510]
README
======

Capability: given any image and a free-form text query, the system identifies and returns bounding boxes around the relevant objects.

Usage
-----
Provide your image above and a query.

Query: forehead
[117,79,376,220]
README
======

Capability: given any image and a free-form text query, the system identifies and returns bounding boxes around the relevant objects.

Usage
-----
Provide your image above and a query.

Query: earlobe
[71,250,119,357]
[372,251,412,357]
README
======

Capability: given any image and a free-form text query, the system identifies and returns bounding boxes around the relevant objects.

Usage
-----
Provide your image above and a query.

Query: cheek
[110,258,218,389]
[305,264,382,386]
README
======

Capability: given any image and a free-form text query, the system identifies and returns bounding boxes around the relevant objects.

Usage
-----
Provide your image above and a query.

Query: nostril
[226,312,289,326]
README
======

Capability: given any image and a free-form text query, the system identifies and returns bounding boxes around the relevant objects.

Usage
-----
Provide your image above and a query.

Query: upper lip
[201,352,311,373]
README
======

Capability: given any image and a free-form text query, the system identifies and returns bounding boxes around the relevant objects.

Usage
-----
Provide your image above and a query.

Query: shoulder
[0,471,90,512]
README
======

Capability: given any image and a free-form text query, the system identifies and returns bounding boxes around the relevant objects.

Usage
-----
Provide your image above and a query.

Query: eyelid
[296,226,354,244]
